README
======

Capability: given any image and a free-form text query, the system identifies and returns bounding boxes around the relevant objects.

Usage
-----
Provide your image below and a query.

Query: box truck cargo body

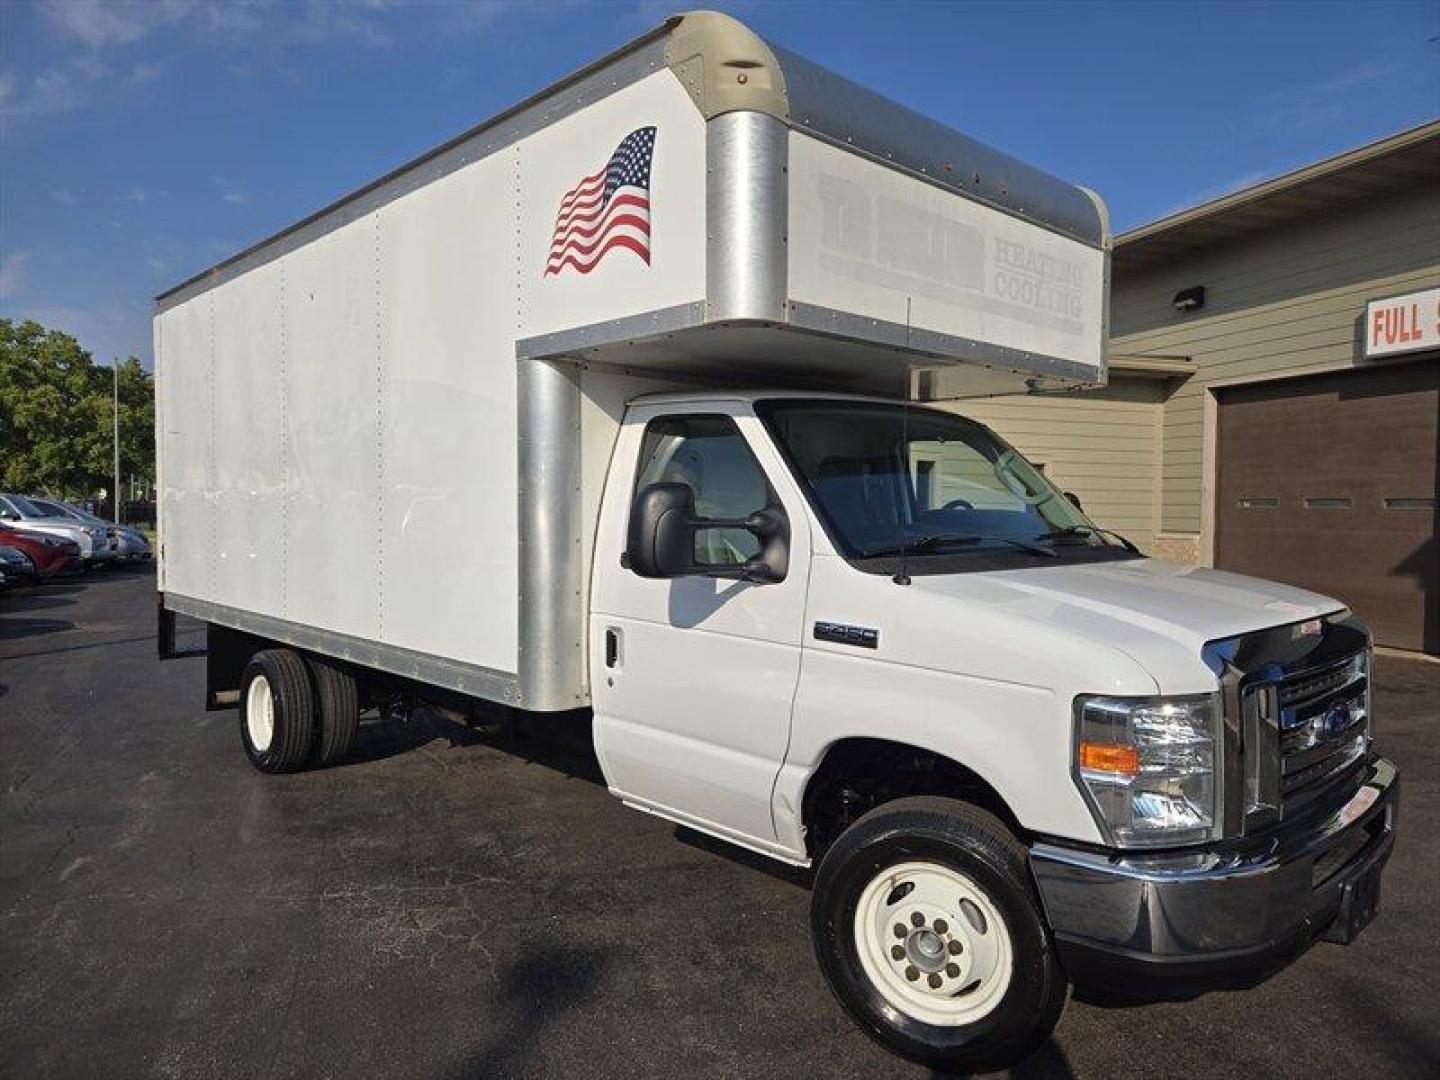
[155,12,1397,1071]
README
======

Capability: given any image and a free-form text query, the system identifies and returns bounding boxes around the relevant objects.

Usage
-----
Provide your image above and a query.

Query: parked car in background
[26,496,152,563]
[0,493,117,567]
[0,523,80,579]
[0,545,36,587]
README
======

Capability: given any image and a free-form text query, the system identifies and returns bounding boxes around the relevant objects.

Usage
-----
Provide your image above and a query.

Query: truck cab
[591,388,1397,1058]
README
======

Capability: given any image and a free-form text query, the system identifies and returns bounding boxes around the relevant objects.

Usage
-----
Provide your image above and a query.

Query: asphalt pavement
[2,569,1437,1078]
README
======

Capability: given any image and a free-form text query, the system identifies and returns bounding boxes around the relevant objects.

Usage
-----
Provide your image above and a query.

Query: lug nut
[905,966,920,982]
[945,963,960,978]
[910,912,925,927]
[893,923,907,939]
[891,945,905,961]
[933,918,948,935]
[927,973,942,989]
[947,940,963,955]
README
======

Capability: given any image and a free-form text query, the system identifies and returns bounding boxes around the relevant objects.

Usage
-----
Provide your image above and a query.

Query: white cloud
[1249,60,1401,136]
[213,177,249,206]
[39,0,259,51]
[39,0,537,55]
[0,55,112,118]
[42,0,167,50]
[6,1,551,125]
[125,187,149,203]
[50,187,79,205]
[0,252,30,299]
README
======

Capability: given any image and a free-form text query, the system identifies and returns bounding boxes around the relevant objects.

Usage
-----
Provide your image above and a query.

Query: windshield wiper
[1036,524,1140,554]
[858,533,1057,559]
[857,534,981,558]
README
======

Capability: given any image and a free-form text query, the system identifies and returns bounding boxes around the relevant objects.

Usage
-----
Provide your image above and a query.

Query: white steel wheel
[246,674,275,752]
[854,860,1014,1027]
[238,649,315,774]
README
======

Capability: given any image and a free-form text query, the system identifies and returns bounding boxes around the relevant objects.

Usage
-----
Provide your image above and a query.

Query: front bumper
[1030,756,1398,996]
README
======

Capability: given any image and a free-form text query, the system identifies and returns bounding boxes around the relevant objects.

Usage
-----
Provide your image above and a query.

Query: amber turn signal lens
[1078,741,1140,775]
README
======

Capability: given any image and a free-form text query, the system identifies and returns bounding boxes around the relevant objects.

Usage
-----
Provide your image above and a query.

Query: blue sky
[2,0,1436,368]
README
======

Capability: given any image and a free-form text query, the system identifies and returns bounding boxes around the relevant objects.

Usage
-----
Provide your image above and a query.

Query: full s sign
[1364,287,1440,358]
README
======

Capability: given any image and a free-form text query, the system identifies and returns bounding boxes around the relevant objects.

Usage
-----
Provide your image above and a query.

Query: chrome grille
[1278,664,1356,710]
[1275,651,1369,810]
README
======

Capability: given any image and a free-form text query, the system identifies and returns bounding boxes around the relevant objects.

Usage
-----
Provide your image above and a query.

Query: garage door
[1216,361,1439,653]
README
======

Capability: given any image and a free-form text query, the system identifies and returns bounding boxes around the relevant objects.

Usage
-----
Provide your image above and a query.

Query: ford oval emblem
[1322,702,1352,736]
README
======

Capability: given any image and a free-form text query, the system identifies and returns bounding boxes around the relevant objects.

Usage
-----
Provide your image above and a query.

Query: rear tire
[307,655,359,766]
[239,650,315,774]
[810,797,1067,1072]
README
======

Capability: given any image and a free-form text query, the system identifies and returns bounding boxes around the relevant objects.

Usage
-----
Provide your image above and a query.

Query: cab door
[590,400,811,854]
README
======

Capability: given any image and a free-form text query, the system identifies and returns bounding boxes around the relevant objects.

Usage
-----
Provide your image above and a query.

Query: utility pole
[113,360,121,524]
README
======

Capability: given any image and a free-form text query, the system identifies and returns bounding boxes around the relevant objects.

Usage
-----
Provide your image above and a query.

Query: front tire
[810,797,1067,1072]
[239,650,315,774]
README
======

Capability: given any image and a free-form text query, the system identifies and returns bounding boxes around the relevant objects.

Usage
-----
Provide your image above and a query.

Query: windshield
[35,499,101,525]
[3,494,46,518]
[755,400,1129,563]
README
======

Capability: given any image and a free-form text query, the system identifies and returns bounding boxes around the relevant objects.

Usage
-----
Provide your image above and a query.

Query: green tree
[0,318,154,501]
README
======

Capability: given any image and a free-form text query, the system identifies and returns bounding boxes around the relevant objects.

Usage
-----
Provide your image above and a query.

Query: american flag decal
[544,126,656,277]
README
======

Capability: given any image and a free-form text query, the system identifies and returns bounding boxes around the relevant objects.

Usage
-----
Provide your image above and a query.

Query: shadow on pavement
[1,581,80,646]
[341,709,496,766]
[0,616,75,641]
[0,625,202,662]
[443,945,618,1079]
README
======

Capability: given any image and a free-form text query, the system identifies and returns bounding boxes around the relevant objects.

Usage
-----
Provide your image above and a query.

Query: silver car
[0,493,118,565]
[26,496,151,563]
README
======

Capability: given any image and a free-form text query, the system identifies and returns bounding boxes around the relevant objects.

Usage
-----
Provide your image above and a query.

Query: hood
[911,558,1345,692]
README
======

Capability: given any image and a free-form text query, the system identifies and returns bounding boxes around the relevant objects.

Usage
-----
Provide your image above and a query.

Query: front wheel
[810,797,1067,1071]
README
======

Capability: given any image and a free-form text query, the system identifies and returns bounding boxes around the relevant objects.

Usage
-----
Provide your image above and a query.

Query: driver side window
[635,415,768,564]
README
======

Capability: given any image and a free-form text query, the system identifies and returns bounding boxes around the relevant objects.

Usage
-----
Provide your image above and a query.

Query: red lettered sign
[1365,287,1440,358]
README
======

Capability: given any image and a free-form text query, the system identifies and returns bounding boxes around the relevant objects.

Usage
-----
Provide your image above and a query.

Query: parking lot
[1,568,1437,1079]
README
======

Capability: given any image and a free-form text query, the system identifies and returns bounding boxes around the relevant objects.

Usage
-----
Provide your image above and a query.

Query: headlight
[1074,694,1221,848]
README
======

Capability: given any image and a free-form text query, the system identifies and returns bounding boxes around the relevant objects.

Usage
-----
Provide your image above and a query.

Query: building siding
[944,377,1163,551]
[1110,184,1440,537]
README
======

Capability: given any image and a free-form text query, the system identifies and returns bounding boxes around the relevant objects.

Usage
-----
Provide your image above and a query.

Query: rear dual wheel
[306,655,359,767]
[240,650,314,773]
[239,649,359,773]
[811,797,1067,1072]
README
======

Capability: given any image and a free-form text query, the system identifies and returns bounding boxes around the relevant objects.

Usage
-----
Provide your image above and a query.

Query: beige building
[958,121,1439,653]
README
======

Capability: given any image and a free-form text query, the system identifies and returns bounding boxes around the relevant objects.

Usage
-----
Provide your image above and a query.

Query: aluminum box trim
[165,593,521,704]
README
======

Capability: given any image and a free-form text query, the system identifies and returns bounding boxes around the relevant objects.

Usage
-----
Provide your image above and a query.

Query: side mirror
[1064,491,1084,511]
[626,482,788,583]
[0,511,17,521]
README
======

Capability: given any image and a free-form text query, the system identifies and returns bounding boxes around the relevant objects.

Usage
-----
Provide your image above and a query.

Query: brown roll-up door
[1216,360,1439,653]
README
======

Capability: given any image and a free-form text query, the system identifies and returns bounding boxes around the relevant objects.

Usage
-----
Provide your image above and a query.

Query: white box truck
[154,11,1398,1070]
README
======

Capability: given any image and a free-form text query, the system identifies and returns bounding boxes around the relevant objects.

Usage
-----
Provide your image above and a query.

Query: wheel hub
[906,928,947,973]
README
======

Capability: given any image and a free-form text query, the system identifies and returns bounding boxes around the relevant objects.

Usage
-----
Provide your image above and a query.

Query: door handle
[605,627,621,669]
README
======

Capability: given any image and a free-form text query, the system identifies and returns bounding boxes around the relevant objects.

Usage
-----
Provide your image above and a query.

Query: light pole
[113,359,121,524]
